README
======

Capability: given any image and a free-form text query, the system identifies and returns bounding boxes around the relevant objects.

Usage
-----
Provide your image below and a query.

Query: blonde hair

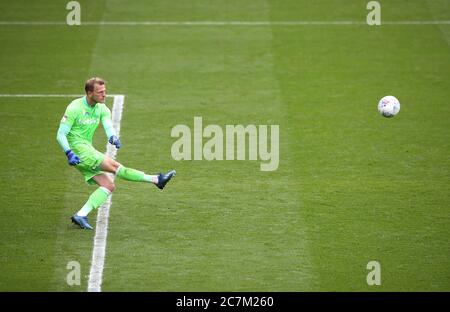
[84,77,105,93]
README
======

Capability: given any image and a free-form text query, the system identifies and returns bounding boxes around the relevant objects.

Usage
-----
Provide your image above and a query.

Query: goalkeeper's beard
[94,95,105,103]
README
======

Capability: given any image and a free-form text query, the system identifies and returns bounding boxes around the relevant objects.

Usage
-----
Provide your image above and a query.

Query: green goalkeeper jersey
[60,96,112,146]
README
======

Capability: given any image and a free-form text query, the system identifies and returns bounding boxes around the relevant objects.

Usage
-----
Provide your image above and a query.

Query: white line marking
[88,94,124,292]
[0,94,118,97]
[0,20,449,26]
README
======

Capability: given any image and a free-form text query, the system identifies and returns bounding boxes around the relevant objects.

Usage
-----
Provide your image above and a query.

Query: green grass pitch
[0,0,449,291]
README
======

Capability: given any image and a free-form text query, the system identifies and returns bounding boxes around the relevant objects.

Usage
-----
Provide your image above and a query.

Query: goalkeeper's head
[85,77,106,104]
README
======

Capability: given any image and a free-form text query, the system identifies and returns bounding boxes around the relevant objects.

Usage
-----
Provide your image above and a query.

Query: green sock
[76,187,110,217]
[116,165,145,182]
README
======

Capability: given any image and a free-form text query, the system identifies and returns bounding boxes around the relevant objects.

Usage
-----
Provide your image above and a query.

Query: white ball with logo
[378,96,400,118]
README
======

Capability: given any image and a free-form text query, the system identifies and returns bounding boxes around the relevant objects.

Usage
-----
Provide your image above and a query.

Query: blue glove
[109,135,121,149]
[65,149,81,166]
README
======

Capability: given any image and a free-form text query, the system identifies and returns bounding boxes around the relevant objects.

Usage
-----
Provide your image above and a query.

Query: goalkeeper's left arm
[102,108,121,149]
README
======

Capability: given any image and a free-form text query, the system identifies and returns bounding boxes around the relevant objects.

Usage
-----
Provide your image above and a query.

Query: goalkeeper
[56,77,175,230]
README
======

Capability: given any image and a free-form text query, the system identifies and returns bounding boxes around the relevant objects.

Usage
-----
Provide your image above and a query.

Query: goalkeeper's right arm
[56,123,71,153]
[56,124,80,165]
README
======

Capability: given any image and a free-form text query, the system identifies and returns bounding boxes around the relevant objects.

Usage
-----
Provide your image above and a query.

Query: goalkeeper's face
[89,83,106,104]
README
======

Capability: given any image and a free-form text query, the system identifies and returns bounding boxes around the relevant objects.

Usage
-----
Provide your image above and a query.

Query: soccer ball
[378,95,400,118]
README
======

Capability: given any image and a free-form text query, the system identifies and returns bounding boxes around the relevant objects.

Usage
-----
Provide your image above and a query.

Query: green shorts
[71,143,106,185]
